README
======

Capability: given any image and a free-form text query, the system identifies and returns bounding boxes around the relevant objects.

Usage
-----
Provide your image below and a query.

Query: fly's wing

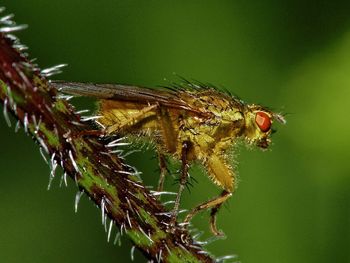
[51,81,200,113]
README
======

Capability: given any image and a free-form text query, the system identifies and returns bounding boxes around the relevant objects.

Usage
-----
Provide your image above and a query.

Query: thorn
[130,246,135,261]
[50,152,57,176]
[178,209,188,214]
[120,149,141,158]
[164,243,171,255]
[63,172,68,186]
[189,244,202,250]
[126,210,132,228]
[106,142,131,148]
[37,138,49,155]
[107,220,113,242]
[23,112,28,133]
[162,200,175,206]
[68,150,80,174]
[201,235,226,246]
[47,175,54,190]
[35,116,42,133]
[13,44,28,51]
[215,255,238,263]
[192,231,204,240]
[150,191,177,197]
[47,153,57,190]
[80,115,103,122]
[100,162,111,169]
[104,217,108,233]
[120,223,125,236]
[178,221,190,227]
[0,24,27,33]
[15,120,20,132]
[196,250,209,255]
[138,225,154,244]
[178,243,188,253]
[75,109,90,115]
[125,197,134,212]
[3,98,11,127]
[56,94,74,101]
[109,149,124,154]
[154,212,172,217]
[42,64,67,77]
[0,14,14,25]
[101,198,106,225]
[59,172,68,187]
[117,170,136,176]
[31,114,37,129]
[125,178,144,189]
[113,231,121,246]
[74,191,84,213]
[70,121,86,127]
[156,249,163,263]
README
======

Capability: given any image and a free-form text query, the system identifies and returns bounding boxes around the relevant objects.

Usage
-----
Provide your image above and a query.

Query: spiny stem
[0,17,215,263]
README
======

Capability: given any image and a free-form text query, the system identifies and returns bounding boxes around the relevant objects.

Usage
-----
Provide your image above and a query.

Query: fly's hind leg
[157,152,168,193]
[184,153,235,235]
[184,190,232,236]
[155,106,177,193]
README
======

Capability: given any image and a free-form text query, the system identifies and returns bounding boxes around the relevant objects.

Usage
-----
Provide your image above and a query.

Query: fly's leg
[157,152,167,192]
[169,141,189,228]
[186,151,234,235]
[184,190,232,236]
[209,196,227,236]
[155,106,176,193]
[105,104,158,134]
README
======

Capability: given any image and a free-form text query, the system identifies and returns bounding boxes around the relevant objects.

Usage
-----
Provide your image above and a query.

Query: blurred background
[1,1,350,262]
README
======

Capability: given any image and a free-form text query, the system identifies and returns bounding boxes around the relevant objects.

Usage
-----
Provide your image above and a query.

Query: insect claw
[162,200,175,206]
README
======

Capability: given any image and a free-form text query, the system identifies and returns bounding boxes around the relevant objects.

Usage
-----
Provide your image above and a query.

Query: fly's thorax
[242,104,274,149]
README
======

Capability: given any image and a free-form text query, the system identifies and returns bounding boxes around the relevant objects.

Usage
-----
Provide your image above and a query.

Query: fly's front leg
[169,141,190,229]
[184,190,232,236]
[209,191,231,236]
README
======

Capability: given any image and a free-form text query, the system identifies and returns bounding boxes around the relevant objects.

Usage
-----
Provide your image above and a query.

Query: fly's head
[242,104,286,149]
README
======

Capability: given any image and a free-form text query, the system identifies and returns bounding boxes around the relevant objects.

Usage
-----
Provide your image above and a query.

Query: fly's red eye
[255,112,271,132]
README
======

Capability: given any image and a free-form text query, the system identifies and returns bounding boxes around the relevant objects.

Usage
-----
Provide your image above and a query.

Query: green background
[1,1,350,262]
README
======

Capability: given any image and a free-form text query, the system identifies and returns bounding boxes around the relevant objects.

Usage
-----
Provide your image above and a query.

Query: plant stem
[0,23,214,263]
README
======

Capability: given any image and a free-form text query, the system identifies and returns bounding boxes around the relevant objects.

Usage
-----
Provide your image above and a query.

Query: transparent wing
[50,81,207,114]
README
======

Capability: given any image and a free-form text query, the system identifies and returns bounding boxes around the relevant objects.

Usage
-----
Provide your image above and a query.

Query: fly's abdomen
[98,100,159,134]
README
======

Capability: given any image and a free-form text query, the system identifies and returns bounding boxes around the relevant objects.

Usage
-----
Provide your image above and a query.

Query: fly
[51,80,286,236]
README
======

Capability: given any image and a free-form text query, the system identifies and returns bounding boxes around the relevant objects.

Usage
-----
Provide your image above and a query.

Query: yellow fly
[52,80,286,235]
